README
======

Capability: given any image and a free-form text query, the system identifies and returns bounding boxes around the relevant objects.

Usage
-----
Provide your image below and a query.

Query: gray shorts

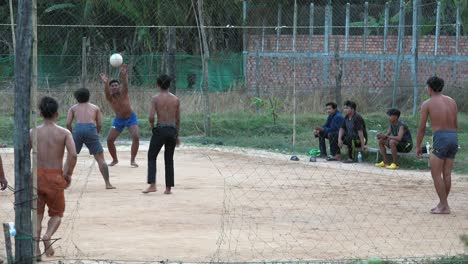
[73,123,103,155]
[432,130,458,160]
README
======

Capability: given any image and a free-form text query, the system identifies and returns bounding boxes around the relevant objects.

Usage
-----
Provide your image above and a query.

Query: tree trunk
[166,27,177,94]
[197,0,211,137]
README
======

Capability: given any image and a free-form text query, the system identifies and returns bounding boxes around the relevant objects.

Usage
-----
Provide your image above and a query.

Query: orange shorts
[37,168,67,217]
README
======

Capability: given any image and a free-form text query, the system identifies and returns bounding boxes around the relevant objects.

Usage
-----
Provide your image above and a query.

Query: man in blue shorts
[416,76,458,214]
[66,88,115,189]
[100,64,140,167]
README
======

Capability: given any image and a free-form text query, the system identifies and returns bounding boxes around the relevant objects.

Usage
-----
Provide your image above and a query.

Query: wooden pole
[292,0,297,153]
[334,38,343,107]
[14,0,34,262]
[380,2,389,79]
[453,1,460,81]
[361,2,369,82]
[31,0,38,262]
[242,0,247,85]
[166,27,177,94]
[433,1,441,75]
[197,0,211,137]
[308,2,314,52]
[412,0,419,115]
[392,0,404,108]
[276,3,282,52]
[343,2,349,78]
[323,0,332,85]
[8,0,16,52]
[81,37,87,89]
[3,224,13,264]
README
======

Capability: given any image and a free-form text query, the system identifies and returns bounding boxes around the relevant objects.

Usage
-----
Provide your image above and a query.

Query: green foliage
[251,97,283,124]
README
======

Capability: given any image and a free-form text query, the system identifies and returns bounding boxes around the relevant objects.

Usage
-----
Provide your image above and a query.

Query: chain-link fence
[1,0,467,263]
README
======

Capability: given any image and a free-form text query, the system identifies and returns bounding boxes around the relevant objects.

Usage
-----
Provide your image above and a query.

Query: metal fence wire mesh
[0,0,467,263]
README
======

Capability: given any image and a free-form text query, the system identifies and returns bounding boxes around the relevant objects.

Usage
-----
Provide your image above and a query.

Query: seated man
[338,100,368,163]
[313,102,344,160]
[375,108,413,169]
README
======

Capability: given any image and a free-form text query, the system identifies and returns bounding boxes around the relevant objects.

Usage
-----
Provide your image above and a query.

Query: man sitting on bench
[375,108,413,169]
[338,100,368,163]
[313,102,344,161]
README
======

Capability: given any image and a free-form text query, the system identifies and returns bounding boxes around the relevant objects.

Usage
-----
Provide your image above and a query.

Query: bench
[366,147,429,162]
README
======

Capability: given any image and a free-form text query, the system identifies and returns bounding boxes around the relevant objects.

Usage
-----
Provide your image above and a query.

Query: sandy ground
[0,143,467,262]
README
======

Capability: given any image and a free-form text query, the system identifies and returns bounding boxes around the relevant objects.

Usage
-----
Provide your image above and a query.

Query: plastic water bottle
[426,142,431,154]
[8,222,16,237]
[357,152,363,163]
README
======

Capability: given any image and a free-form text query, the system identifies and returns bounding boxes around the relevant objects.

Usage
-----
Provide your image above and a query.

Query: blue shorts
[432,130,458,160]
[73,123,103,155]
[112,112,139,133]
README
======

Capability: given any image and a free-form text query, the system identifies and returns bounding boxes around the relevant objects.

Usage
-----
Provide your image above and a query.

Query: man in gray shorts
[66,88,115,189]
[416,76,458,214]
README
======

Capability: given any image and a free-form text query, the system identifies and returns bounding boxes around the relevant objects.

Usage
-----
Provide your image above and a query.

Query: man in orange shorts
[32,97,77,260]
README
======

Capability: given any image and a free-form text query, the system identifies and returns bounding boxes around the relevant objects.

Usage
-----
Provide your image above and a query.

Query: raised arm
[66,107,74,133]
[100,73,111,101]
[149,97,157,129]
[63,131,77,188]
[416,101,429,157]
[120,64,129,95]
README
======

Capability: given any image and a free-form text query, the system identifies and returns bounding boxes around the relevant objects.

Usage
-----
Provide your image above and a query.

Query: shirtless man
[100,64,139,167]
[143,74,180,194]
[33,97,77,259]
[416,76,458,214]
[0,154,7,191]
[66,88,115,189]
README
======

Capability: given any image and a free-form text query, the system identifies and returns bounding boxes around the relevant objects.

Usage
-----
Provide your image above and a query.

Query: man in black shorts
[375,108,413,169]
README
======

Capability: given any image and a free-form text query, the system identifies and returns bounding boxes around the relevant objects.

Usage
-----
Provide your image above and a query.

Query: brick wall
[247,35,468,94]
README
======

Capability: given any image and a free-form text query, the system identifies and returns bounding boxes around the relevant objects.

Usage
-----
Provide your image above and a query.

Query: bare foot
[431,203,442,212]
[164,187,172,195]
[106,184,116,189]
[35,248,42,262]
[431,206,450,214]
[108,160,118,166]
[130,161,139,168]
[42,235,55,257]
[142,185,156,193]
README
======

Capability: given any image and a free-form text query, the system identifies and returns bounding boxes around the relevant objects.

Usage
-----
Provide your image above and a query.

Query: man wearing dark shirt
[375,108,413,169]
[314,102,344,161]
[338,100,368,163]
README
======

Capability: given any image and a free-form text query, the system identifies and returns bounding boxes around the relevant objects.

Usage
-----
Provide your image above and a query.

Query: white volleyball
[109,53,123,68]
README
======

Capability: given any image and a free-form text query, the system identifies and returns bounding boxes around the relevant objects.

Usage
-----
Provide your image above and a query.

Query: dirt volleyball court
[0,144,467,262]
